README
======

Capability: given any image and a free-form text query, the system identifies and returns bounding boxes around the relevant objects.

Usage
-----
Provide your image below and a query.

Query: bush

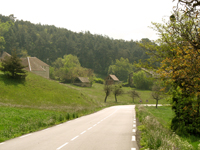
[133,71,153,90]
[93,77,104,84]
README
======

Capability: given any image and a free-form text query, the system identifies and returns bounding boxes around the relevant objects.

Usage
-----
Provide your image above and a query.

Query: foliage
[128,89,140,103]
[104,85,113,103]
[0,19,13,50]
[139,0,200,136]
[51,54,94,82]
[132,70,153,90]
[108,57,135,82]
[112,84,123,102]
[93,77,104,84]
[151,82,164,108]
[0,50,27,79]
[0,14,149,75]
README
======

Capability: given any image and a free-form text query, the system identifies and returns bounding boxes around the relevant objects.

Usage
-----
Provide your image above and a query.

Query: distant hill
[0,14,150,75]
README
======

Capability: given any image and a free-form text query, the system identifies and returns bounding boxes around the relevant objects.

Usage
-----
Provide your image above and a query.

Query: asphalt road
[0,105,138,150]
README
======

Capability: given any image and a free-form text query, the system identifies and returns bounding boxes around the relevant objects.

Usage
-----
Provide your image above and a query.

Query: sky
[1,0,177,41]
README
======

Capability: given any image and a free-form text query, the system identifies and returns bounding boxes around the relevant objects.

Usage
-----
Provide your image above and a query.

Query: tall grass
[137,105,194,150]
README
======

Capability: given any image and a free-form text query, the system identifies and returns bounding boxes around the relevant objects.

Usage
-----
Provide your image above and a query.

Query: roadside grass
[145,106,174,128]
[137,105,200,149]
[0,106,81,142]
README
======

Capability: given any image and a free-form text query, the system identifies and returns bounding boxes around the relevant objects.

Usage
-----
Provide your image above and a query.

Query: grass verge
[136,105,197,150]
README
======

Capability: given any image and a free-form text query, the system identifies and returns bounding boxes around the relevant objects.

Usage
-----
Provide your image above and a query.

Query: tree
[139,1,200,135]
[128,89,140,103]
[0,19,13,50]
[108,57,135,82]
[151,82,164,108]
[104,85,112,103]
[132,70,153,90]
[113,84,123,102]
[0,50,27,79]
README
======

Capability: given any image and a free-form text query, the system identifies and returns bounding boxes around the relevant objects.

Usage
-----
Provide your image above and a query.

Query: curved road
[0,105,138,150]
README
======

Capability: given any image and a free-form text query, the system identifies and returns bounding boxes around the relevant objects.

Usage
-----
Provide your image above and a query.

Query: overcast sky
[1,0,177,41]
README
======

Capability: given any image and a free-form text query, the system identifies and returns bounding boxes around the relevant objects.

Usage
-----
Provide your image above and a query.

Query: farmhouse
[0,51,49,79]
[73,77,91,87]
[105,74,119,85]
[21,57,49,79]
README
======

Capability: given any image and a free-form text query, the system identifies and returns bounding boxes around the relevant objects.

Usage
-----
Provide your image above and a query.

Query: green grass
[0,106,80,142]
[139,106,200,149]
[64,83,169,105]
[145,106,174,128]
[0,71,170,143]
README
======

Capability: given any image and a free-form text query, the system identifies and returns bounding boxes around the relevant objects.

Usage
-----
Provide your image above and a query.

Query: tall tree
[140,1,200,135]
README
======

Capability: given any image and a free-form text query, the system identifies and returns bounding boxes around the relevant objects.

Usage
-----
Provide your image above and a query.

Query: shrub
[93,77,104,84]
[132,71,153,90]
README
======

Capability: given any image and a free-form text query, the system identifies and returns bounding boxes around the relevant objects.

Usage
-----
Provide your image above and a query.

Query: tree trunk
[156,99,158,108]
[115,95,117,102]
[197,94,200,117]
[104,95,108,103]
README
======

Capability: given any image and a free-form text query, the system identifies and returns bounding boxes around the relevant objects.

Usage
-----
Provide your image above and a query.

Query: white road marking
[132,129,136,132]
[132,136,136,141]
[71,136,79,141]
[0,142,5,145]
[93,124,97,127]
[20,134,32,138]
[131,148,136,150]
[133,121,136,124]
[97,121,101,124]
[133,124,136,127]
[57,142,68,150]
[81,131,86,134]
[88,127,92,130]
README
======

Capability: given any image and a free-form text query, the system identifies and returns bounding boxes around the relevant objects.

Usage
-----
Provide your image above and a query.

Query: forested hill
[0,14,149,74]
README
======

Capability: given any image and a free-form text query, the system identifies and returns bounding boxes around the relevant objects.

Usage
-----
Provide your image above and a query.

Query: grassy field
[64,83,169,105]
[0,71,169,142]
[137,106,200,149]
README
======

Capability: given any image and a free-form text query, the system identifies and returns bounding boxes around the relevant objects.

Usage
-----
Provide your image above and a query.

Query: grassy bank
[137,105,200,149]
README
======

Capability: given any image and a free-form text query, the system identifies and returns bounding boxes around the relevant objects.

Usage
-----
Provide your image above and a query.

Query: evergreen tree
[0,50,27,79]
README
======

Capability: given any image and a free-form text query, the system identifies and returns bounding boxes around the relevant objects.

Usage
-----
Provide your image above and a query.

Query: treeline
[0,14,149,75]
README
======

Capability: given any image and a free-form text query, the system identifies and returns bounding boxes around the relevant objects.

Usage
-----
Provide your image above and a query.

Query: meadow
[0,71,169,142]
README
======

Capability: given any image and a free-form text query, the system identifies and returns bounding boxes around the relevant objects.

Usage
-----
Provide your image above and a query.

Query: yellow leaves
[181,82,185,86]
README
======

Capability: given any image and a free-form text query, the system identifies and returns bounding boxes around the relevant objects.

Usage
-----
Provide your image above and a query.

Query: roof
[21,57,49,71]
[77,77,90,83]
[0,51,11,60]
[107,74,119,81]
[141,68,160,78]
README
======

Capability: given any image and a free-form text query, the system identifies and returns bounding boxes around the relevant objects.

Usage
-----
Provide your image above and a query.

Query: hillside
[0,14,149,75]
[0,72,104,112]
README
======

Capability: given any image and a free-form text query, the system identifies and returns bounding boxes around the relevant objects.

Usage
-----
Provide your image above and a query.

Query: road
[0,105,138,150]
